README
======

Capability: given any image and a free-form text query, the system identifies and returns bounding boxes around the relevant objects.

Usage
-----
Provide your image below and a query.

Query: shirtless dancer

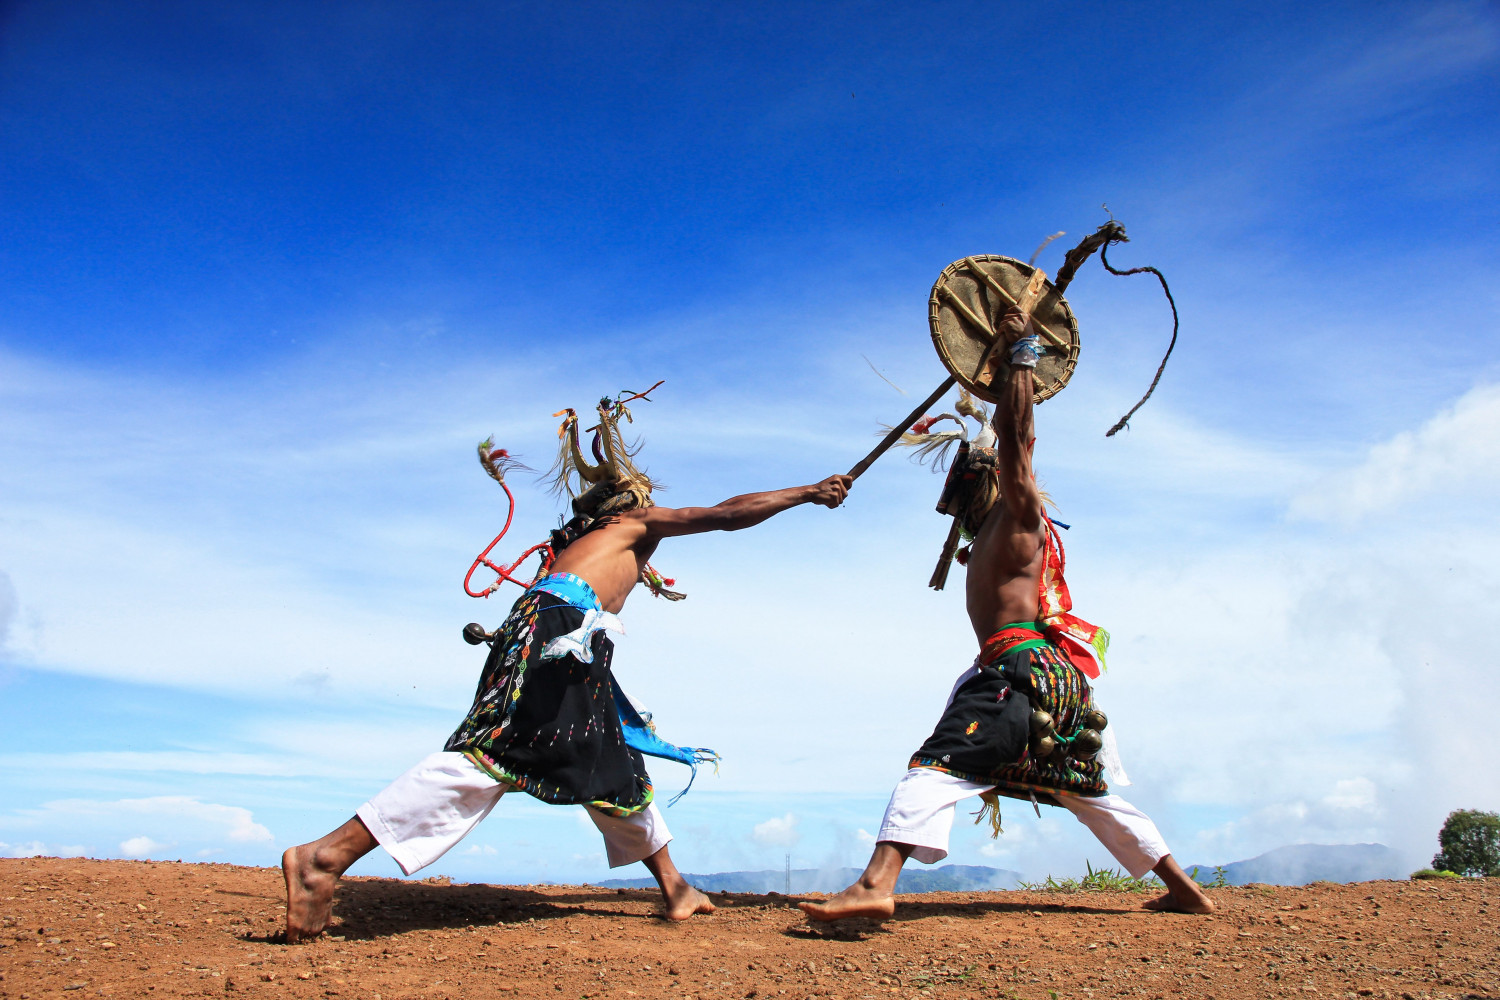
[283,394,852,941]
[802,309,1212,921]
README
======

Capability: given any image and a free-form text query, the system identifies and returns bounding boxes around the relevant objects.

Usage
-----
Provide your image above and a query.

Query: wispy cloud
[1289,383,1500,522]
[751,813,801,849]
[0,795,273,862]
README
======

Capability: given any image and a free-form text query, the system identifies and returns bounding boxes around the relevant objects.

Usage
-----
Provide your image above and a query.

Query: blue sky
[2,0,1498,884]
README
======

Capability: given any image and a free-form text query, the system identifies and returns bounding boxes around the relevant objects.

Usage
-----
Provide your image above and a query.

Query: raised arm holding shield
[802,227,1211,921]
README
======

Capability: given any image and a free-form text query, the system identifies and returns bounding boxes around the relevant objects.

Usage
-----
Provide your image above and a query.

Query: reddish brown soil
[2,858,1496,1000]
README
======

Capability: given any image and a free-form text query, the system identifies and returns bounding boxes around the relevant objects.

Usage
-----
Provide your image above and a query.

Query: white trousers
[876,765,1170,878]
[355,751,672,876]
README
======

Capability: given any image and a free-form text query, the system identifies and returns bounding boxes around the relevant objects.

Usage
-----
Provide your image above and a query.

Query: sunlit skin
[800,309,1213,922]
[550,475,852,614]
[283,474,852,942]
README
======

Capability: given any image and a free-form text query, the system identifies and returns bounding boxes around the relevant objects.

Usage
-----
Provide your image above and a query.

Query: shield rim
[928,254,1081,404]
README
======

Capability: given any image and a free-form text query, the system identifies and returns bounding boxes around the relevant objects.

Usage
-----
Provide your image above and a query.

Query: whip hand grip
[974,268,1047,389]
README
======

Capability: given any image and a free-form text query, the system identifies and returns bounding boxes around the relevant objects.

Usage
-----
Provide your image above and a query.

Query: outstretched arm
[993,308,1043,532]
[637,475,851,539]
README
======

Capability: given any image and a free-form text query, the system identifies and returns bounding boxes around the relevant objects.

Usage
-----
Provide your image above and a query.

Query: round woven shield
[928,255,1081,404]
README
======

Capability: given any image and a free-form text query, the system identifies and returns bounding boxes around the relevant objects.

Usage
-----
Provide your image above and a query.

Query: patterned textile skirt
[909,641,1108,804]
[444,590,653,816]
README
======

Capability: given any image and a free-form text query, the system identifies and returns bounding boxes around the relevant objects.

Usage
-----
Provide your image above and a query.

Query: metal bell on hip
[1071,728,1104,761]
[1083,708,1108,732]
[1029,709,1055,735]
[1031,734,1056,760]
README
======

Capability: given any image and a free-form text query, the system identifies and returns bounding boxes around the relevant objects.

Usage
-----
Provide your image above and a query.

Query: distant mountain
[1183,843,1410,886]
[595,863,1023,894]
[595,844,1410,895]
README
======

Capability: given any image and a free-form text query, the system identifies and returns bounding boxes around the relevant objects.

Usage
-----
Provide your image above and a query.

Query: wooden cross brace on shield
[847,252,1084,480]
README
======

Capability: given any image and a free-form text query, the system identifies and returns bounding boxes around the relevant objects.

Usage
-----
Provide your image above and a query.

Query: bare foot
[798,883,896,923]
[1143,890,1215,914]
[282,844,338,943]
[1145,854,1216,914]
[662,883,716,921]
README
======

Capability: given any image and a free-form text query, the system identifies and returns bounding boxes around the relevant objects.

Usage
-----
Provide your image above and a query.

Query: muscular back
[964,498,1044,642]
[547,517,658,614]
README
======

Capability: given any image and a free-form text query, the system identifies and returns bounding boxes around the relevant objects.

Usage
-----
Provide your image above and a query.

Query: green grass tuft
[1018,859,1163,893]
[1410,868,1461,880]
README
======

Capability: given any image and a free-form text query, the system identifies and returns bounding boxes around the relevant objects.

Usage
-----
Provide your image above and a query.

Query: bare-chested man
[283,392,852,941]
[801,309,1212,922]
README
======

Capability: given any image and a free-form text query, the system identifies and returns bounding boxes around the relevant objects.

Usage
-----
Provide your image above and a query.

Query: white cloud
[120,836,169,858]
[1324,778,1378,812]
[0,840,48,858]
[855,828,876,846]
[1291,383,1500,521]
[1079,383,1500,866]
[0,796,273,854]
[751,813,800,848]
[0,570,16,651]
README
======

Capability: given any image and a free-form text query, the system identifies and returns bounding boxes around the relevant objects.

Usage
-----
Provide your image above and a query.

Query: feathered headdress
[886,388,996,471]
[546,381,664,517]
[542,381,685,601]
[888,389,999,590]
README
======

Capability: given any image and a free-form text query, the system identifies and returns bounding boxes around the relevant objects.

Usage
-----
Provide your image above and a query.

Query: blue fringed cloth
[445,573,718,815]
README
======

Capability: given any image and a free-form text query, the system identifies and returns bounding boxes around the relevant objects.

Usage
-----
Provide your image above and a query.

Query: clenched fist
[997,306,1031,345]
[808,475,853,509]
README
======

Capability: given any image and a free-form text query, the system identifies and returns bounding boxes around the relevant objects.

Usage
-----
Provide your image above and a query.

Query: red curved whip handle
[462,482,555,597]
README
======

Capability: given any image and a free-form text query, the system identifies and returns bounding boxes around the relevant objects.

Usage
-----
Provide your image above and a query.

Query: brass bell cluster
[1028,707,1108,765]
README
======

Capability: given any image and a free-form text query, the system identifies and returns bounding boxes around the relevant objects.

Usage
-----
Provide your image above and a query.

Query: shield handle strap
[973,267,1048,390]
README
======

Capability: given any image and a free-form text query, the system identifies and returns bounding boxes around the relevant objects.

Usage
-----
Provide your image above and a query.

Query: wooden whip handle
[974,268,1047,389]
[846,376,957,480]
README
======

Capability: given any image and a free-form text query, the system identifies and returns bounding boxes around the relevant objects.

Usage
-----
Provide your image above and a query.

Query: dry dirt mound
[2,858,1496,999]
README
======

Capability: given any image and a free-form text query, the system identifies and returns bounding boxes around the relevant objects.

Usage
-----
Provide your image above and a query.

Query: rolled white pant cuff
[1058,793,1170,879]
[357,750,674,876]
[875,826,949,866]
[877,767,994,865]
[589,802,672,868]
[875,766,1171,878]
[358,752,506,876]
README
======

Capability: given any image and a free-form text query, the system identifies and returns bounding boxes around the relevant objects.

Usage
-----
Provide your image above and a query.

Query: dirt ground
[2,858,1496,1000]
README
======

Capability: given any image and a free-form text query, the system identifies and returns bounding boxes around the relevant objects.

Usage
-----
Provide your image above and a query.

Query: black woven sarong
[909,641,1108,803]
[444,590,653,816]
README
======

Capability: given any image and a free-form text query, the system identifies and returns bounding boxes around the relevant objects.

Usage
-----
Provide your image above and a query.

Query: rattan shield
[928,255,1081,404]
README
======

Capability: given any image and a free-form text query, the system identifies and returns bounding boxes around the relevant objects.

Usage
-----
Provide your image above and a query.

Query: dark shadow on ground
[780,894,1151,940]
[238,878,1151,945]
[241,881,788,943]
